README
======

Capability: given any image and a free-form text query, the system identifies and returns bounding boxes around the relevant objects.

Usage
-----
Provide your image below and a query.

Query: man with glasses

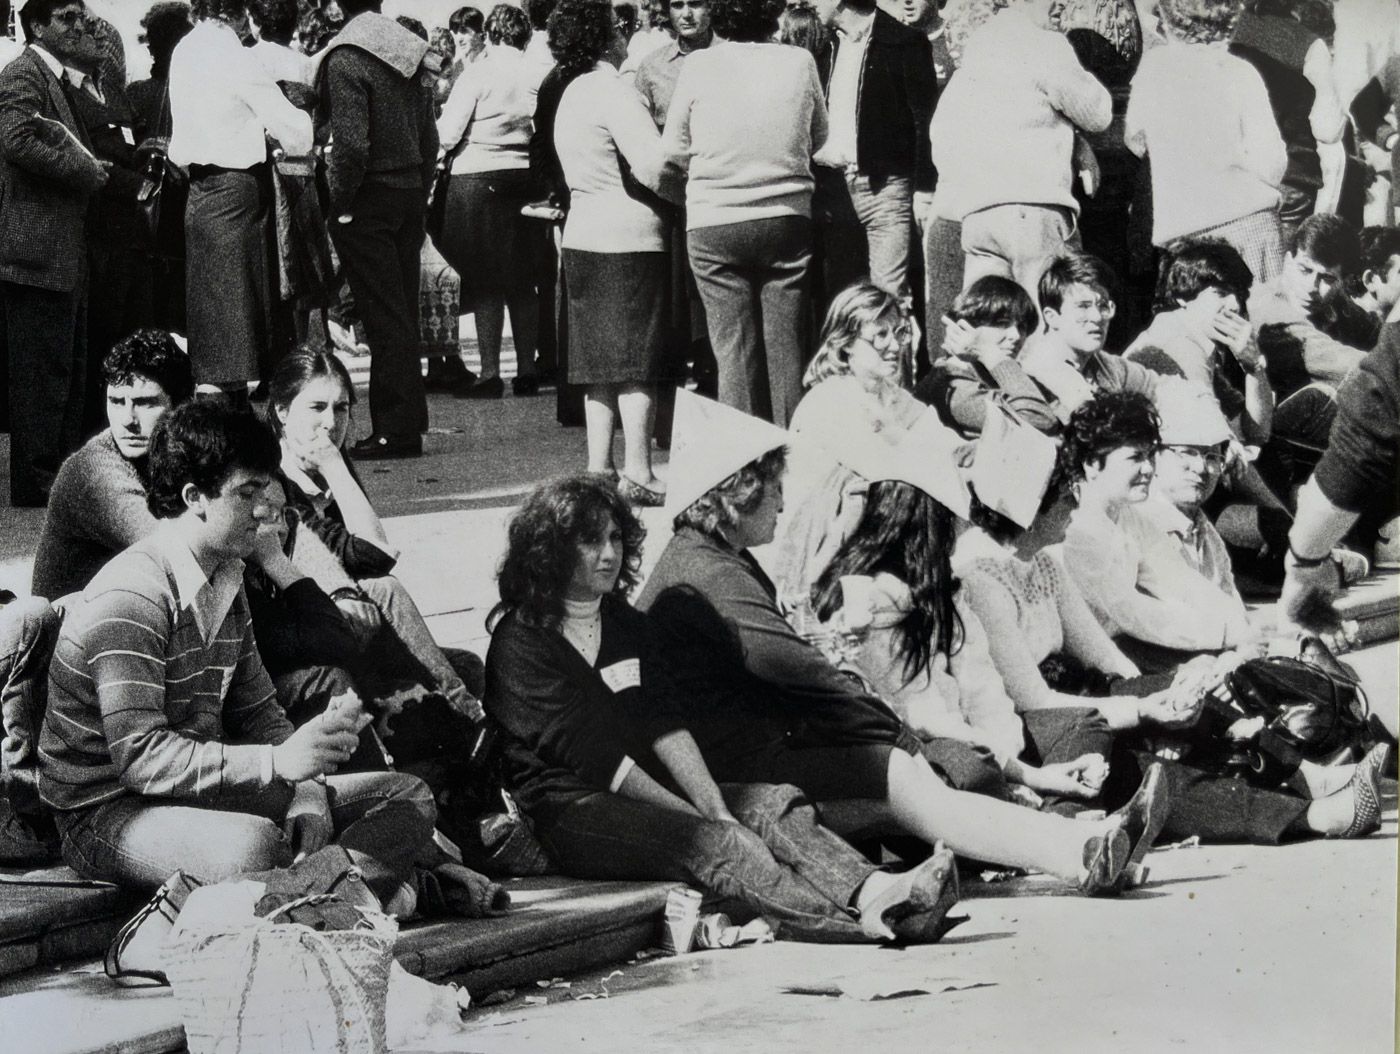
[1021,254,1157,424]
[0,0,111,506]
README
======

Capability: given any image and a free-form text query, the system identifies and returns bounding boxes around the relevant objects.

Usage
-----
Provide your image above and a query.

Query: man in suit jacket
[318,0,438,460]
[0,0,109,506]
[813,0,937,301]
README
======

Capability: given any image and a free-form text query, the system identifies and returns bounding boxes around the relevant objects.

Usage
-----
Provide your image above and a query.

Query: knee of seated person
[386,772,438,832]
[359,574,409,610]
[208,817,290,879]
[729,782,809,829]
[0,595,59,661]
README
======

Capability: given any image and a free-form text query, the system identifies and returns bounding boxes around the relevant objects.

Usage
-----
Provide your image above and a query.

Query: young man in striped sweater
[37,402,436,900]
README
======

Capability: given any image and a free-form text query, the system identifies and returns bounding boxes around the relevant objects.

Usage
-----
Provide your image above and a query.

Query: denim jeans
[961,203,1080,302]
[358,574,478,719]
[688,215,812,428]
[539,782,877,943]
[55,770,435,897]
[846,174,913,299]
[0,596,58,815]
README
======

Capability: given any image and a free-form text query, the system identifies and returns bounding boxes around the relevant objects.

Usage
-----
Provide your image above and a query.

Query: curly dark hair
[147,402,281,519]
[709,0,783,42]
[102,330,194,407]
[1055,391,1161,489]
[487,3,531,47]
[548,0,616,82]
[673,447,787,537]
[490,474,646,631]
[249,0,297,43]
[812,480,964,686]
[396,13,428,39]
[139,2,194,76]
[190,0,249,23]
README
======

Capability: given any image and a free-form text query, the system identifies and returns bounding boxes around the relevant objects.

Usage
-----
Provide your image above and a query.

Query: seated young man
[1351,226,1400,335]
[1018,254,1158,423]
[1124,239,1274,444]
[31,331,192,602]
[36,402,436,900]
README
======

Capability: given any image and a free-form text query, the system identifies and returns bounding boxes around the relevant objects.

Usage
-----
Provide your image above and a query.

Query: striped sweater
[38,531,292,813]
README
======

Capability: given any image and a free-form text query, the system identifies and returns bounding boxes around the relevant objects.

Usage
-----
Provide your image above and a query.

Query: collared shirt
[65,67,104,103]
[825,19,872,169]
[634,41,687,129]
[167,20,312,169]
[1062,499,1254,652]
[160,521,245,647]
[1020,335,1158,423]
[1135,497,1241,600]
[29,43,64,79]
[278,449,401,564]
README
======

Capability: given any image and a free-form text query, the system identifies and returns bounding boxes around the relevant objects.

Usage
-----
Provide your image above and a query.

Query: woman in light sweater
[552,0,681,504]
[662,0,828,428]
[1124,0,1288,282]
[437,4,541,399]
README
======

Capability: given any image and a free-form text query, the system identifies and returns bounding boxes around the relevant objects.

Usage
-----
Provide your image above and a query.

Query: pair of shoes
[454,375,504,400]
[425,358,477,393]
[1104,762,1172,890]
[349,433,422,460]
[512,374,540,396]
[618,475,665,507]
[859,843,961,942]
[1331,742,1389,838]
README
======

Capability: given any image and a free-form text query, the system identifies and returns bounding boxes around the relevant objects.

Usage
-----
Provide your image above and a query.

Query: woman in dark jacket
[485,473,963,943]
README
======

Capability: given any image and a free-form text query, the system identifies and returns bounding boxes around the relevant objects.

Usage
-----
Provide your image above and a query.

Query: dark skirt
[436,168,536,304]
[562,249,667,385]
[184,165,272,386]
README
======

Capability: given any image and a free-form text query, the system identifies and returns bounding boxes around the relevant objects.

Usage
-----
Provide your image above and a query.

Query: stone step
[0,876,673,1054]
[0,867,130,982]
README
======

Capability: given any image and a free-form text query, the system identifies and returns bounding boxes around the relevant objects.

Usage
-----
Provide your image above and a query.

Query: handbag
[134,88,187,260]
[165,892,397,1054]
[104,869,203,986]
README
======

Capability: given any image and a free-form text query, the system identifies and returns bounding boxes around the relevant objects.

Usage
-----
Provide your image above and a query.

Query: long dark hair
[265,346,356,442]
[489,474,646,631]
[811,480,963,686]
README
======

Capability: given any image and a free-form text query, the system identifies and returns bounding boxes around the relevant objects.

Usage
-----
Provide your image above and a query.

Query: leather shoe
[349,434,422,460]
[454,375,504,400]
[859,843,960,942]
[1104,762,1171,891]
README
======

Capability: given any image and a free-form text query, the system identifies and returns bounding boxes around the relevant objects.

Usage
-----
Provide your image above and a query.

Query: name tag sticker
[120,125,135,146]
[599,659,641,693]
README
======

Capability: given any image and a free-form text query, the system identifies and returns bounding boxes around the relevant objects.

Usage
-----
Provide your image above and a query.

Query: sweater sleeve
[436,68,481,155]
[948,602,1026,764]
[807,54,830,156]
[220,598,294,748]
[1050,553,1139,681]
[1043,33,1112,134]
[605,78,672,193]
[83,455,159,553]
[87,592,282,801]
[323,52,370,215]
[240,51,313,157]
[245,573,359,673]
[960,568,1056,712]
[1313,335,1400,516]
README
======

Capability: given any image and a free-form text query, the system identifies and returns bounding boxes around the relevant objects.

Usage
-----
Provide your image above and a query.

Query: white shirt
[823,21,870,169]
[160,522,245,648]
[29,43,64,79]
[250,40,315,87]
[168,20,312,169]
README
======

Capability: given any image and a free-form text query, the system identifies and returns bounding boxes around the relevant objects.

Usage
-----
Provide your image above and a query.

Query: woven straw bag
[164,895,397,1054]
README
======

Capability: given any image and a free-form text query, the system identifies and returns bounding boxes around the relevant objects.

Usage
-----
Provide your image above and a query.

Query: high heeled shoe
[889,846,968,944]
[859,843,961,942]
[1331,742,1389,839]
[1107,762,1172,889]
[1078,825,1131,897]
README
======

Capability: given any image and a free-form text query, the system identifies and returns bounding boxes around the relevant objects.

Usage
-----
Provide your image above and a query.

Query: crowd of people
[0,0,1397,952]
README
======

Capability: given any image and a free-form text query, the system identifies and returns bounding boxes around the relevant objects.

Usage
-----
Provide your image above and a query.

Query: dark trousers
[331,181,429,439]
[922,216,964,369]
[688,215,811,428]
[539,783,876,943]
[5,278,87,506]
[85,243,155,432]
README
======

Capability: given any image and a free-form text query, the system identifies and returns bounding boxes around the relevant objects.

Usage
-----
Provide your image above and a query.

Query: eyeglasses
[1161,444,1226,468]
[1068,298,1116,319]
[53,9,93,28]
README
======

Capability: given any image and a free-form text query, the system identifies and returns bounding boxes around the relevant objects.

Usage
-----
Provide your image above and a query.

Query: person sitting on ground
[486,473,962,944]
[1018,254,1157,424]
[266,348,482,718]
[1124,0,1287,283]
[31,331,194,602]
[915,274,1058,436]
[955,452,1390,845]
[36,402,437,901]
[0,591,62,863]
[808,468,1114,817]
[637,391,1170,897]
[1125,239,1275,445]
[1350,226,1400,335]
[1060,389,1263,674]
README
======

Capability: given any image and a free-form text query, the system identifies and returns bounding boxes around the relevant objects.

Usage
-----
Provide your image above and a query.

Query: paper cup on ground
[660,887,703,955]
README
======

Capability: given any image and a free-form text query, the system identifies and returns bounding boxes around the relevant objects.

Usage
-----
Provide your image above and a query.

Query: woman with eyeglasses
[956,386,1388,844]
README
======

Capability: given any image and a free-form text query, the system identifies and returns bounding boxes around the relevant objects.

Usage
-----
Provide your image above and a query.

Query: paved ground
[0,380,1395,1054]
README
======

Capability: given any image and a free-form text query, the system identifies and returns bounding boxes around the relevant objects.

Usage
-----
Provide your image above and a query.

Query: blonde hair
[803,281,913,391]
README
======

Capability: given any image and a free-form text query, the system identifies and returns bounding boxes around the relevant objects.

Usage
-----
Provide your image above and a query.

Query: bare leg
[884,749,1094,882]
[1293,758,1355,799]
[475,297,505,380]
[617,383,660,491]
[584,384,618,475]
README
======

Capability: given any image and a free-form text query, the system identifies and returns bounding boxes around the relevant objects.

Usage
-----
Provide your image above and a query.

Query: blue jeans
[0,596,58,815]
[846,173,913,299]
[55,771,435,897]
[539,782,877,943]
[688,216,811,428]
